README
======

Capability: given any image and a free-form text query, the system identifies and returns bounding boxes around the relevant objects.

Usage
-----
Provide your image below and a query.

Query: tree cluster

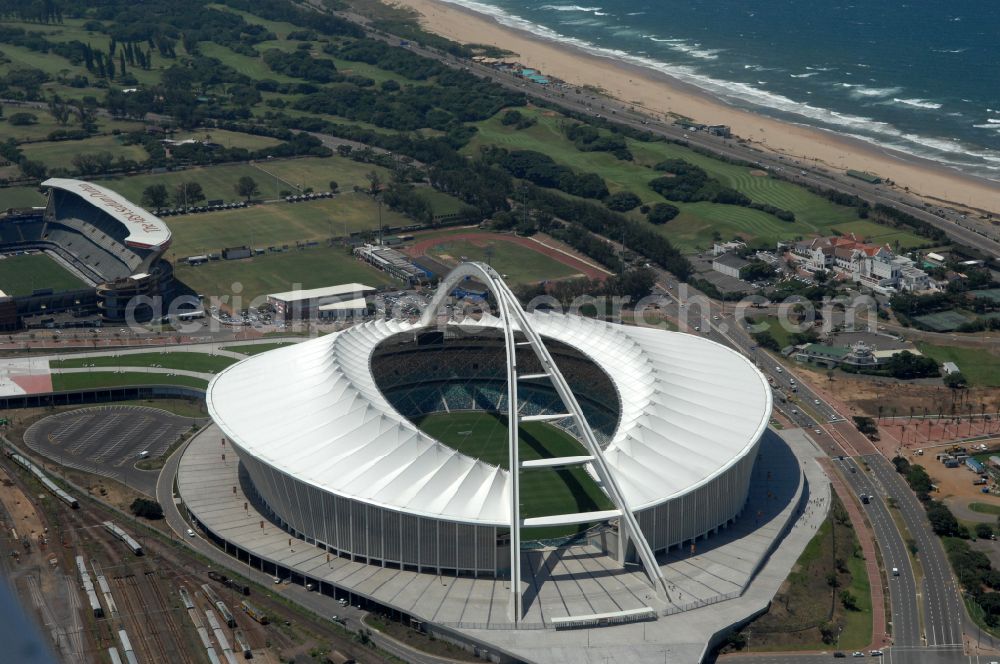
[562,122,631,160]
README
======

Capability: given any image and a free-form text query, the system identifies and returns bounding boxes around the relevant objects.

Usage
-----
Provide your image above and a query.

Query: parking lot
[23,405,197,495]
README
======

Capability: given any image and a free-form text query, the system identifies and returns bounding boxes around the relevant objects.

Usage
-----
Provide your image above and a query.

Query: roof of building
[317,296,368,312]
[41,178,171,250]
[268,283,376,303]
[800,344,851,359]
[943,361,960,374]
[713,253,749,270]
[207,312,771,525]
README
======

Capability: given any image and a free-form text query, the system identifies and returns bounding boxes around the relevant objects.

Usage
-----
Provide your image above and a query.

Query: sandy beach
[390,0,1000,214]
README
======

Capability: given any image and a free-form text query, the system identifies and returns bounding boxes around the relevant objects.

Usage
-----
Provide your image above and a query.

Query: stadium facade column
[421,263,671,623]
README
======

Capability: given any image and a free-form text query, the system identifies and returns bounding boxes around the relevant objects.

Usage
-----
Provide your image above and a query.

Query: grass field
[968,503,1000,516]
[21,134,149,169]
[415,187,466,216]
[221,342,296,355]
[174,246,394,305]
[51,371,209,391]
[467,107,894,252]
[0,113,146,143]
[916,343,1000,387]
[415,411,613,538]
[97,156,390,205]
[0,253,87,295]
[165,194,407,257]
[0,186,46,209]
[52,352,237,374]
[425,238,579,284]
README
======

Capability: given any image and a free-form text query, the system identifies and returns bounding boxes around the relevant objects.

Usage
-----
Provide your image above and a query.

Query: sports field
[173,246,394,305]
[0,253,87,295]
[415,411,613,538]
[220,342,295,356]
[0,186,46,209]
[21,134,150,169]
[913,310,973,332]
[165,194,409,257]
[97,156,391,205]
[425,238,580,284]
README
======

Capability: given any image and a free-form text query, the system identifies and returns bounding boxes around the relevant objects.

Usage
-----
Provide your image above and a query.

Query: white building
[789,234,930,293]
[267,283,375,320]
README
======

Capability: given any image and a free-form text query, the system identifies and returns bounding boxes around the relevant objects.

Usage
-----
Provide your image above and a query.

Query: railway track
[143,569,194,664]
[114,573,162,663]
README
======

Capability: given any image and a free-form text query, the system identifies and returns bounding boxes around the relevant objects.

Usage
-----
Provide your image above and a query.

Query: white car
[814,399,821,405]
[186,528,195,537]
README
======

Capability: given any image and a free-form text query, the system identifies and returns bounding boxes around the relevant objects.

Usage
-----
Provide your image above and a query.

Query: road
[837,456,921,647]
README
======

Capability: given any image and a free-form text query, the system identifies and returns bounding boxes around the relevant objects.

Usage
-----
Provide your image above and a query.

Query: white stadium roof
[42,178,172,250]
[207,313,771,525]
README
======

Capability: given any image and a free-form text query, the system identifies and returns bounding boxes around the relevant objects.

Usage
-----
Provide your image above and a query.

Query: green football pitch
[414,411,613,539]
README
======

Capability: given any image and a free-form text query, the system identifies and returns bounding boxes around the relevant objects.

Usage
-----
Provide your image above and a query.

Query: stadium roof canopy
[207,313,771,525]
[42,178,171,250]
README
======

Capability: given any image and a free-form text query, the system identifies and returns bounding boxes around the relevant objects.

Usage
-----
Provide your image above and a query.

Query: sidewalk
[818,457,889,652]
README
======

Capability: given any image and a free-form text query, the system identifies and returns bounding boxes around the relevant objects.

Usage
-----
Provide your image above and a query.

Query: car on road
[814,399,821,405]
[852,652,865,658]
[814,429,822,434]
[186,528,195,537]
[869,651,883,657]
[834,653,846,658]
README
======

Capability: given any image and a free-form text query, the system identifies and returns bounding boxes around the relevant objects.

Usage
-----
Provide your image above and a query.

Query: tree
[8,112,38,126]
[646,202,679,225]
[174,181,205,207]
[604,190,642,212]
[328,180,338,193]
[840,590,859,611]
[141,184,170,209]
[977,523,994,540]
[365,170,382,196]
[130,498,163,520]
[235,176,260,201]
[944,372,967,389]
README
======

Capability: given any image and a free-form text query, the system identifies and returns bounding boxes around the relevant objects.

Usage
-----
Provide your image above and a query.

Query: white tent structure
[208,263,771,622]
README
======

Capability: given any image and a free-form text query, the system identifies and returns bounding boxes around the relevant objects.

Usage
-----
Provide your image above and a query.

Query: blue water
[438,0,1000,181]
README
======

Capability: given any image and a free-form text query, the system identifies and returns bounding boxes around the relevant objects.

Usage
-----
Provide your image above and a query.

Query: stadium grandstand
[207,263,772,624]
[0,179,173,325]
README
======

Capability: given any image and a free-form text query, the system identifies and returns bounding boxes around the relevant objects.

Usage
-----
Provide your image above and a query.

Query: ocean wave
[846,84,903,98]
[790,72,819,78]
[892,98,943,110]
[541,4,601,10]
[973,124,1000,132]
[433,0,999,180]
[666,42,723,60]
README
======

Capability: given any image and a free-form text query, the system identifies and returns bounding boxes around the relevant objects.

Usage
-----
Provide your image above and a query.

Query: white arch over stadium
[422,262,670,620]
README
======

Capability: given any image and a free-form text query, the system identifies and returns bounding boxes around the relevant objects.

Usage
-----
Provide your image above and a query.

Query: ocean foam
[790,72,819,78]
[540,5,602,11]
[892,98,944,110]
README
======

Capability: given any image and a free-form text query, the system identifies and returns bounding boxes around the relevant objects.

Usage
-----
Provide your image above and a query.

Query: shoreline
[389,0,1000,215]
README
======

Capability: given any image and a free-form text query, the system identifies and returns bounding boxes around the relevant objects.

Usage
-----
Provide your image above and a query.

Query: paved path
[819,457,889,650]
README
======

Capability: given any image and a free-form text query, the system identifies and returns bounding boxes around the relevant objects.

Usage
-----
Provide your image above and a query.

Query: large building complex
[0,178,173,324]
[789,234,931,293]
[206,263,771,621]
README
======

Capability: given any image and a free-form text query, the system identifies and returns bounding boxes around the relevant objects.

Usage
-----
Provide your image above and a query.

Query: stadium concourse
[177,264,830,662]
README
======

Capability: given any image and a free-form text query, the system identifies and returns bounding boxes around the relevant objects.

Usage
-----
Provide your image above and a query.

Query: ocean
[435,0,1000,182]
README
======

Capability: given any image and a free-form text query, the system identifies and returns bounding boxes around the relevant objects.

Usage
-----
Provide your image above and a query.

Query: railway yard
[0,420,387,664]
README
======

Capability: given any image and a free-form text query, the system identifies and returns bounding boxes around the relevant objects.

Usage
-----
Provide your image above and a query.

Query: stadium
[206,263,771,621]
[0,178,173,325]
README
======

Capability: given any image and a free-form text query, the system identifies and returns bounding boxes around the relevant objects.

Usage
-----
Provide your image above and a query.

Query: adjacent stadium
[207,263,772,606]
[0,178,173,325]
